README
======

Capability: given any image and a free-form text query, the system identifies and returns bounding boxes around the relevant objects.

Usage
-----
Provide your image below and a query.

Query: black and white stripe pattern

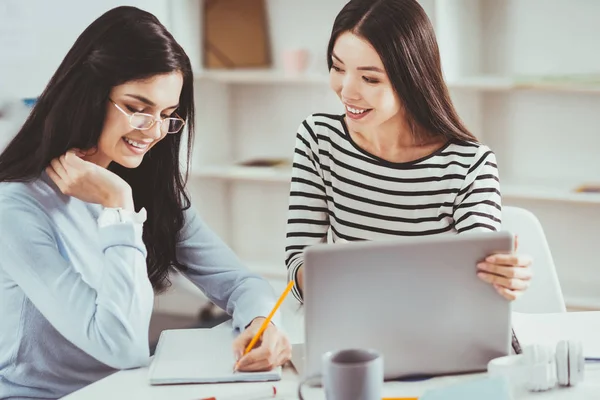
[285,113,502,301]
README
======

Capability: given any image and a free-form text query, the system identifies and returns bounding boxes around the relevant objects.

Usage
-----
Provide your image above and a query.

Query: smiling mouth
[345,104,373,119]
[346,105,371,114]
[122,137,150,151]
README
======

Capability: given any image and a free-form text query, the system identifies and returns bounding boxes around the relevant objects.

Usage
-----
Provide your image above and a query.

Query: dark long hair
[328,0,477,143]
[0,6,195,292]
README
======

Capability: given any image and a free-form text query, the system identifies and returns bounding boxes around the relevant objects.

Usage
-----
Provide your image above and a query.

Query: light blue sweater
[0,173,280,399]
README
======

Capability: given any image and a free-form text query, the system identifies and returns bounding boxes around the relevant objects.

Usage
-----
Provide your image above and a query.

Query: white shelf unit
[170,0,600,309]
[193,164,292,182]
[194,69,330,85]
[194,165,600,205]
[195,69,600,93]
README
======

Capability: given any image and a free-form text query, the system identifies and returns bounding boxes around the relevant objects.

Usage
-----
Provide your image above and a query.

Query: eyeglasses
[110,99,185,134]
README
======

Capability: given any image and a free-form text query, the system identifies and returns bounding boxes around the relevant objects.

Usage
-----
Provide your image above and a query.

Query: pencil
[234,280,295,370]
[382,398,418,400]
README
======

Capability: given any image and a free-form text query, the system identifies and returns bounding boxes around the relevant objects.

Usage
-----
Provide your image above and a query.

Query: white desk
[64,309,600,400]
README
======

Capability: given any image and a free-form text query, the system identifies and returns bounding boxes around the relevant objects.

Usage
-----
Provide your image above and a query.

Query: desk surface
[64,309,600,400]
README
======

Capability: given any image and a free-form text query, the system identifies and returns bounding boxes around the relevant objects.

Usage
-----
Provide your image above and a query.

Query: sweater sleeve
[176,207,280,331]
[453,146,502,233]
[285,116,330,302]
[0,195,154,369]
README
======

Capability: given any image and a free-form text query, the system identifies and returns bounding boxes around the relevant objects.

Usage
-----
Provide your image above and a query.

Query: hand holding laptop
[476,235,533,301]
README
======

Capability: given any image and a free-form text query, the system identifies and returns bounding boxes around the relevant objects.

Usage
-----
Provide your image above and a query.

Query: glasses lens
[130,114,154,130]
[165,118,185,134]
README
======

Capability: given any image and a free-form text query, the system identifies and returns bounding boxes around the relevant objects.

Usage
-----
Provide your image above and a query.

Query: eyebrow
[331,53,385,73]
[124,94,179,110]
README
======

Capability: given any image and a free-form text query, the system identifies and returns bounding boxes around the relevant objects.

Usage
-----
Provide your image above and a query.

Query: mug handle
[297,374,321,400]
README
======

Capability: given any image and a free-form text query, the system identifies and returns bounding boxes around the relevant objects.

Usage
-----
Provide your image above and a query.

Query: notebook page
[148,328,281,385]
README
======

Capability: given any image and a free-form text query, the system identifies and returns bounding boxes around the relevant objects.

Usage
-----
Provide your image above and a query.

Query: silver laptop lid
[303,231,513,380]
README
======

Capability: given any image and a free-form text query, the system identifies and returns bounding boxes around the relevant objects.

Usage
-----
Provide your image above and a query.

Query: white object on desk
[148,328,281,384]
[420,376,512,400]
[488,341,585,392]
[512,312,600,359]
[200,386,277,400]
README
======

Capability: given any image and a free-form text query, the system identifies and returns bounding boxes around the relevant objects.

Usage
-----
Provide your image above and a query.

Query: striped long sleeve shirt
[285,113,502,301]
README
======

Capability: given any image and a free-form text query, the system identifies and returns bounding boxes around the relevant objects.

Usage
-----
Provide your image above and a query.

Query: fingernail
[477,263,486,270]
[486,256,496,263]
[477,272,487,280]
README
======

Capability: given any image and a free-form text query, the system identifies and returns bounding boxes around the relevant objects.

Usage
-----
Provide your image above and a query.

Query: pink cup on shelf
[283,49,310,75]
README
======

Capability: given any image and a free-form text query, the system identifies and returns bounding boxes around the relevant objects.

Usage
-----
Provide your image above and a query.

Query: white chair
[501,206,566,313]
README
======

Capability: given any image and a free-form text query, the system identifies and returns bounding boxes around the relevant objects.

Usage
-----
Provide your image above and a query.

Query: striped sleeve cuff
[287,258,304,303]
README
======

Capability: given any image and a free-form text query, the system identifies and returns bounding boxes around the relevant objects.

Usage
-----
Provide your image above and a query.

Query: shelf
[194,69,329,84]
[193,70,600,93]
[502,182,600,205]
[193,165,600,204]
[565,296,600,311]
[193,164,291,182]
[447,76,516,91]
[449,75,600,93]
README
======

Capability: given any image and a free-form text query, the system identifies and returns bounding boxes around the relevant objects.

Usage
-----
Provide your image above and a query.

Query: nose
[142,120,163,140]
[340,75,361,101]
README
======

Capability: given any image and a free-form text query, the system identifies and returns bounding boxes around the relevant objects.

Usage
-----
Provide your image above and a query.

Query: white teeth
[123,137,149,149]
[346,105,368,114]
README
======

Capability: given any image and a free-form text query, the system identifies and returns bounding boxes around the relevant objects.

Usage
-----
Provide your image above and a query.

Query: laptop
[302,231,514,380]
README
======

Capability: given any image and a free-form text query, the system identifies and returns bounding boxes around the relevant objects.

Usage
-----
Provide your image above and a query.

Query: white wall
[480,0,600,76]
[0,0,171,99]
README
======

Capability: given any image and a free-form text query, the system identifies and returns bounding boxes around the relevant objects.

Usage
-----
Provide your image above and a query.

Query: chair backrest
[501,206,566,313]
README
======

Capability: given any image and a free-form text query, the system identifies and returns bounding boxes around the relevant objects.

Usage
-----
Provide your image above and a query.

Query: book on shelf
[574,184,600,194]
[237,157,291,168]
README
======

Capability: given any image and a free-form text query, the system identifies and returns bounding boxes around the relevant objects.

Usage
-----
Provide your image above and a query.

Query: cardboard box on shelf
[203,0,271,69]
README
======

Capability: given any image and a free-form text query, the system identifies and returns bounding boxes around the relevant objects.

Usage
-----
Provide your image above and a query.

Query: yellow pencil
[234,280,295,370]
[382,398,418,400]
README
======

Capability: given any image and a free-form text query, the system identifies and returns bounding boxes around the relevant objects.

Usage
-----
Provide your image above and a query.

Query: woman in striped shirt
[285,0,533,302]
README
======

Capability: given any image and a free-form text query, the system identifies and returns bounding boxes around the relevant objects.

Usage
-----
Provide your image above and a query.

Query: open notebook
[148,328,282,385]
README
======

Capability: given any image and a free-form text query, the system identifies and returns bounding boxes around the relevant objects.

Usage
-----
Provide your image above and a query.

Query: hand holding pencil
[231,281,294,372]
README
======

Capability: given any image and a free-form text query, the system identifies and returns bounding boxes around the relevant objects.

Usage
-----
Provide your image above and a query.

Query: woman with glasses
[0,6,290,399]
